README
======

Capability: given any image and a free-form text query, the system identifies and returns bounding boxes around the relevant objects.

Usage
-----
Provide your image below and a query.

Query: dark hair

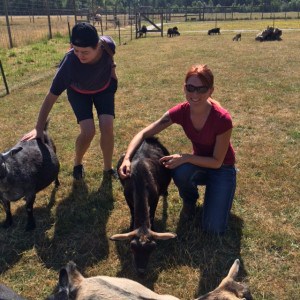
[185,64,214,88]
[71,22,99,48]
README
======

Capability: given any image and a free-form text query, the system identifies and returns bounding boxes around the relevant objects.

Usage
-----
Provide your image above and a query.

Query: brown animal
[196,259,252,300]
[233,33,241,41]
[111,137,176,274]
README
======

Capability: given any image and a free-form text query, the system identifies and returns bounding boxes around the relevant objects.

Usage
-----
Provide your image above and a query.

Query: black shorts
[67,78,118,123]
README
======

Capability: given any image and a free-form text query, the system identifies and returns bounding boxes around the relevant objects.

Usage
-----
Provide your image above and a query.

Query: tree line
[1,0,300,15]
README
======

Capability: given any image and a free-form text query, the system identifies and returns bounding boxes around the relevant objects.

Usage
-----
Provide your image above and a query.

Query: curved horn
[110,229,138,241]
[149,230,177,240]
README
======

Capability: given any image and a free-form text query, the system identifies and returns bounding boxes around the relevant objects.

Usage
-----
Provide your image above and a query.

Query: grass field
[0,20,299,299]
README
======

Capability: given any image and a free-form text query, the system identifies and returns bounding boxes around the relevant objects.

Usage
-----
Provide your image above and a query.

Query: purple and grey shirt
[50,36,116,95]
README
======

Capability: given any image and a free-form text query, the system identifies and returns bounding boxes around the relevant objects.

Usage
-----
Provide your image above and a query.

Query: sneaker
[73,164,84,180]
[103,168,119,180]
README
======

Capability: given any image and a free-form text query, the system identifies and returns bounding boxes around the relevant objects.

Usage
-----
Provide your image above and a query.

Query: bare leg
[99,114,114,171]
[74,119,96,166]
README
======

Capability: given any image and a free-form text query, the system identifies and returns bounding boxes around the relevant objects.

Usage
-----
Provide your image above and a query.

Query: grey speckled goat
[0,122,59,231]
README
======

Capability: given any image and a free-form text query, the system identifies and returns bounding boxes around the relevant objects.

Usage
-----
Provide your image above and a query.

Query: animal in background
[233,33,242,41]
[94,13,101,25]
[0,121,59,231]
[110,137,177,274]
[208,28,220,35]
[138,25,148,38]
[47,261,179,300]
[167,26,180,37]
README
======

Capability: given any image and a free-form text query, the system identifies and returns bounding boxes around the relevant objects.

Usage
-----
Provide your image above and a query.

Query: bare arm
[118,112,173,178]
[160,128,232,169]
[21,91,59,141]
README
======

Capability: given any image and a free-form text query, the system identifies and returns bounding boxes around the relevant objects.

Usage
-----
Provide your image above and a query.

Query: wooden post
[0,60,10,95]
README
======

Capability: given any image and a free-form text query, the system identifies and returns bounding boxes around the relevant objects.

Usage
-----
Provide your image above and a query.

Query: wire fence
[1,2,299,96]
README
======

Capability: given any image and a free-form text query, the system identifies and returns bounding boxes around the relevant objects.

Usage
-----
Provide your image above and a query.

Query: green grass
[0,20,299,299]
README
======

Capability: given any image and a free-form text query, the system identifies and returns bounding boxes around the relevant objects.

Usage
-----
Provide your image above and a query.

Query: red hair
[185,64,221,106]
[185,64,214,88]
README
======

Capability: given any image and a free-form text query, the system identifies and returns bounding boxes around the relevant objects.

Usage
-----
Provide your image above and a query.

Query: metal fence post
[4,0,13,48]
[0,60,10,95]
[45,0,52,39]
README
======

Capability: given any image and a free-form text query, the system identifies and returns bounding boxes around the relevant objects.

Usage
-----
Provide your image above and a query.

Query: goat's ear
[2,147,23,159]
[150,231,177,240]
[110,230,138,241]
[227,259,240,280]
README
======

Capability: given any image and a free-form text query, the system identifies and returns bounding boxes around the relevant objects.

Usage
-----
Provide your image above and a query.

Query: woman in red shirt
[119,64,236,234]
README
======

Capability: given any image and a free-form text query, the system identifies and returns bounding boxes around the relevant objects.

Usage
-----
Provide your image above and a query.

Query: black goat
[167,27,180,37]
[0,122,59,230]
[111,137,176,274]
[208,27,220,35]
[138,25,148,38]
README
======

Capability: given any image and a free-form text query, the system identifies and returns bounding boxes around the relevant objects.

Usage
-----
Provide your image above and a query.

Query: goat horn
[110,230,138,241]
[149,230,177,240]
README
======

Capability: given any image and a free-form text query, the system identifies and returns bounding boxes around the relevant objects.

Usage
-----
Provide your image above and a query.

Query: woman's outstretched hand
[118,158,131,179]
[160,154,184,169]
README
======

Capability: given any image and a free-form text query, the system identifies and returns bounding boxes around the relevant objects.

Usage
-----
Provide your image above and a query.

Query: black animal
[233,33,241,41]
[138,25,147,38]
[255,26,282,42]
[0,122,60,230]
[110,137,176,274]
[208,27,220,35]
[167,26,180,37]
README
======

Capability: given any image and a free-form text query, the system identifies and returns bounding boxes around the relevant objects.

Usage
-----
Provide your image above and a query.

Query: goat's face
[130,237,157,275]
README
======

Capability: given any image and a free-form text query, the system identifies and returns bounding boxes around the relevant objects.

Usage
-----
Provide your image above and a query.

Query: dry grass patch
[0,25,299,300]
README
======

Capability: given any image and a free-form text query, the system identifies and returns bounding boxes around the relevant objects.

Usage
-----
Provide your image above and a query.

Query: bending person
[22,22,118,180]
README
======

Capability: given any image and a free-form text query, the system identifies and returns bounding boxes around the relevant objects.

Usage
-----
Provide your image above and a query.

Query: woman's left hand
[159,154,185,169]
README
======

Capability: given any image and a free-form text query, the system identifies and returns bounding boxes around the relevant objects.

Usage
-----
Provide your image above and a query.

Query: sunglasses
[185,84,209,94]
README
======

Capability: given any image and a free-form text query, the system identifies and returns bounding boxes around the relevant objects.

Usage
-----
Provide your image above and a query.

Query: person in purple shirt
[118,64,236,234]
[22,22,118,180]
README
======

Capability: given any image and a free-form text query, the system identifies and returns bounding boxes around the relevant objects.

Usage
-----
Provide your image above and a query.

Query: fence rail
[1,5,300,49]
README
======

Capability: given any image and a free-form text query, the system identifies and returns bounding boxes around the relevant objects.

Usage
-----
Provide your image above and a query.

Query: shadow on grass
[177,207,247,297]
[0,186,58,274]
[34,175,115,272]
[113,198,247,298]
[0,174,115,276]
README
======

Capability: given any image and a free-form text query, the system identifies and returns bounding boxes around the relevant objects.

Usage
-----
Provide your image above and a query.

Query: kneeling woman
[118,64,236,234]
